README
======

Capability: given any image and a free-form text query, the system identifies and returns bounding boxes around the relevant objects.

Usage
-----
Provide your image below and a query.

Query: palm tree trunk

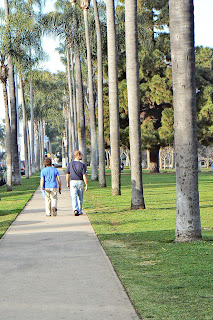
[35,120,40,172]
[19,75,29,179]
[169,0,202,241]
[66,48,75,160]
[30,81,36,174]
[75,52,87,166]
[83,8,98,180]
[125,0,145,209]
[106,0,121,195]
[93,0,106,187]
[2,80,12,191]
[147,149,150,169]
[40,119,44,170]
[27,122,32,176]
[70,47,78,150]
[4,0,21,185]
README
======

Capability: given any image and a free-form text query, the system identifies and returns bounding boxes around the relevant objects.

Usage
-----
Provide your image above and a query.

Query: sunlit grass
[0,173,40,238]
[85,169,213,320]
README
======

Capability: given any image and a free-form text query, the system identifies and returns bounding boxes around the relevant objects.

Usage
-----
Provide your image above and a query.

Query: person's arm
[57,175,61,194]
[66,173,70,189]
[83,174,88,191]
[40,177,44,190]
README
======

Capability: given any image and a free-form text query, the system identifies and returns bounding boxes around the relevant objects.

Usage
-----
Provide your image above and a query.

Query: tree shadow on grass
[0,209,19,217]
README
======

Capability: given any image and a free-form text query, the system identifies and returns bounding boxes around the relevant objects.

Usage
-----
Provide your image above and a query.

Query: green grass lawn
[85,169,213,320]
[0,169,212,319]
[0,172,40,238]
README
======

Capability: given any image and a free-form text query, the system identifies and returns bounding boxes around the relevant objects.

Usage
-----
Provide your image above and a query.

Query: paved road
[0,169,140,320]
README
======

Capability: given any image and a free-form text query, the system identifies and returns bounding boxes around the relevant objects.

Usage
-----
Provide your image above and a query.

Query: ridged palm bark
[75,51,87,165]
[19,75,29,179]
[71,0,87,165]
[81,1,98,180]
[66,47,75,160]
[70,47,78,150]
[0,61,12,191]
[93,0,106,188]
[169,0,202,242]
[30,81,36,174]
[4,0,21,185]
[125,0,145,209]
[106,0,121,195]
[35,120,40,172]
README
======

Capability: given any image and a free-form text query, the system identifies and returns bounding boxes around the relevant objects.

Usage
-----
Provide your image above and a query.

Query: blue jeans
[70,180,84,214]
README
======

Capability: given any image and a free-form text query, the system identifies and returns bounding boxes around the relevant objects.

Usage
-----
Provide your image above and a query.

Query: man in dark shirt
[65,150,88,216]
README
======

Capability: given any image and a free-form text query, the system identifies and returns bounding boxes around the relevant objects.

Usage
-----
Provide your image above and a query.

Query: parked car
[0,162,6,185]
[20,161,25,175]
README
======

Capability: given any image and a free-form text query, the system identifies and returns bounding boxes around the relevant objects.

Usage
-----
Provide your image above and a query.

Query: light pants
[45,188,57,216]
[70,180,84,214]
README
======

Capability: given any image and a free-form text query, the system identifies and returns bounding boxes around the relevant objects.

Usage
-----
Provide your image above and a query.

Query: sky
[0,0,213,121]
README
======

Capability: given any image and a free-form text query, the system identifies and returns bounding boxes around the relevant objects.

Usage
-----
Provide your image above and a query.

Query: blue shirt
[41,166,59,189]
[65,161,87,180]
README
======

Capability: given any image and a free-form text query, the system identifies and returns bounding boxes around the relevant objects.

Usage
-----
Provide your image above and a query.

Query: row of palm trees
[0,0,202,242]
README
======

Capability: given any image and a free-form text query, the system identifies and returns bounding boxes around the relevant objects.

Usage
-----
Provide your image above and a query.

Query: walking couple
[40,150,88,217]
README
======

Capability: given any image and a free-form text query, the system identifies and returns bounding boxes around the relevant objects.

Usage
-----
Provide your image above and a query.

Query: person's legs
[70,180,80,214]
[50,188,58,216]
[44,189,51,216]
[76,181,84,215]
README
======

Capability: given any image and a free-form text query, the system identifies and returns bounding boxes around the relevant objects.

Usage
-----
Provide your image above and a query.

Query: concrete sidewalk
[0,169,140,320]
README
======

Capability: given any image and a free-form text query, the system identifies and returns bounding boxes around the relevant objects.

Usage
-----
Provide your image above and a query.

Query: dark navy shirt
[65,161,87,180]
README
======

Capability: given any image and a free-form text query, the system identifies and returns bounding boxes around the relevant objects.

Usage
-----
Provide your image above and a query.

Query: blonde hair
[74,150,82,158]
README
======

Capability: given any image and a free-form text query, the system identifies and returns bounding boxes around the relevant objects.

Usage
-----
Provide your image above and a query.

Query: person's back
[40,158,61,217]
[66,150,88,216]
[41,166,59,189]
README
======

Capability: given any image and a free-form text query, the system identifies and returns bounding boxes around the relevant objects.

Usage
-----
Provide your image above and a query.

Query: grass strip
[0,172,40,239]
[85,170,213,320]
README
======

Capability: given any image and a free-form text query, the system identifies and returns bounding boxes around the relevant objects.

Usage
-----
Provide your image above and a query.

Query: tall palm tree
[80,0,98,180]
[75,51,87,165]
[71,0,87,165]
[106,0,120,195]
[66,47,75,160]
[93,0,106,188]
[19,74,29,179]
[0,58,12,191]
[70,47,78,149]
[125,0,145,209]
[4,0,21,185]
[169,0,202,242]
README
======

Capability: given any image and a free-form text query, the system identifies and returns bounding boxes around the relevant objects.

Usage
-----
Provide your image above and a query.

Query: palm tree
[70,47,78,149]
[80,0,98,180]
[71,0,87,165]
[169,0,202,242]
[19,74,29,179]
[4,0,21,185]
[125,0,145,209]
[92,0,106,188]
[0,57,12,191]
[75,51,87,165]
[66,47,75,160]
[106,0,120,195]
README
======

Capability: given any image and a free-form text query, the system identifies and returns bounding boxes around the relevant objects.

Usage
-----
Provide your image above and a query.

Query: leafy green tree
[195,46,213,146]
[158,108,174,146]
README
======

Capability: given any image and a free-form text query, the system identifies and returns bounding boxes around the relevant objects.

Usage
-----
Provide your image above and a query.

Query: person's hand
[85,185,88,192]
[67,183,70,189]
[59,186,61,194]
